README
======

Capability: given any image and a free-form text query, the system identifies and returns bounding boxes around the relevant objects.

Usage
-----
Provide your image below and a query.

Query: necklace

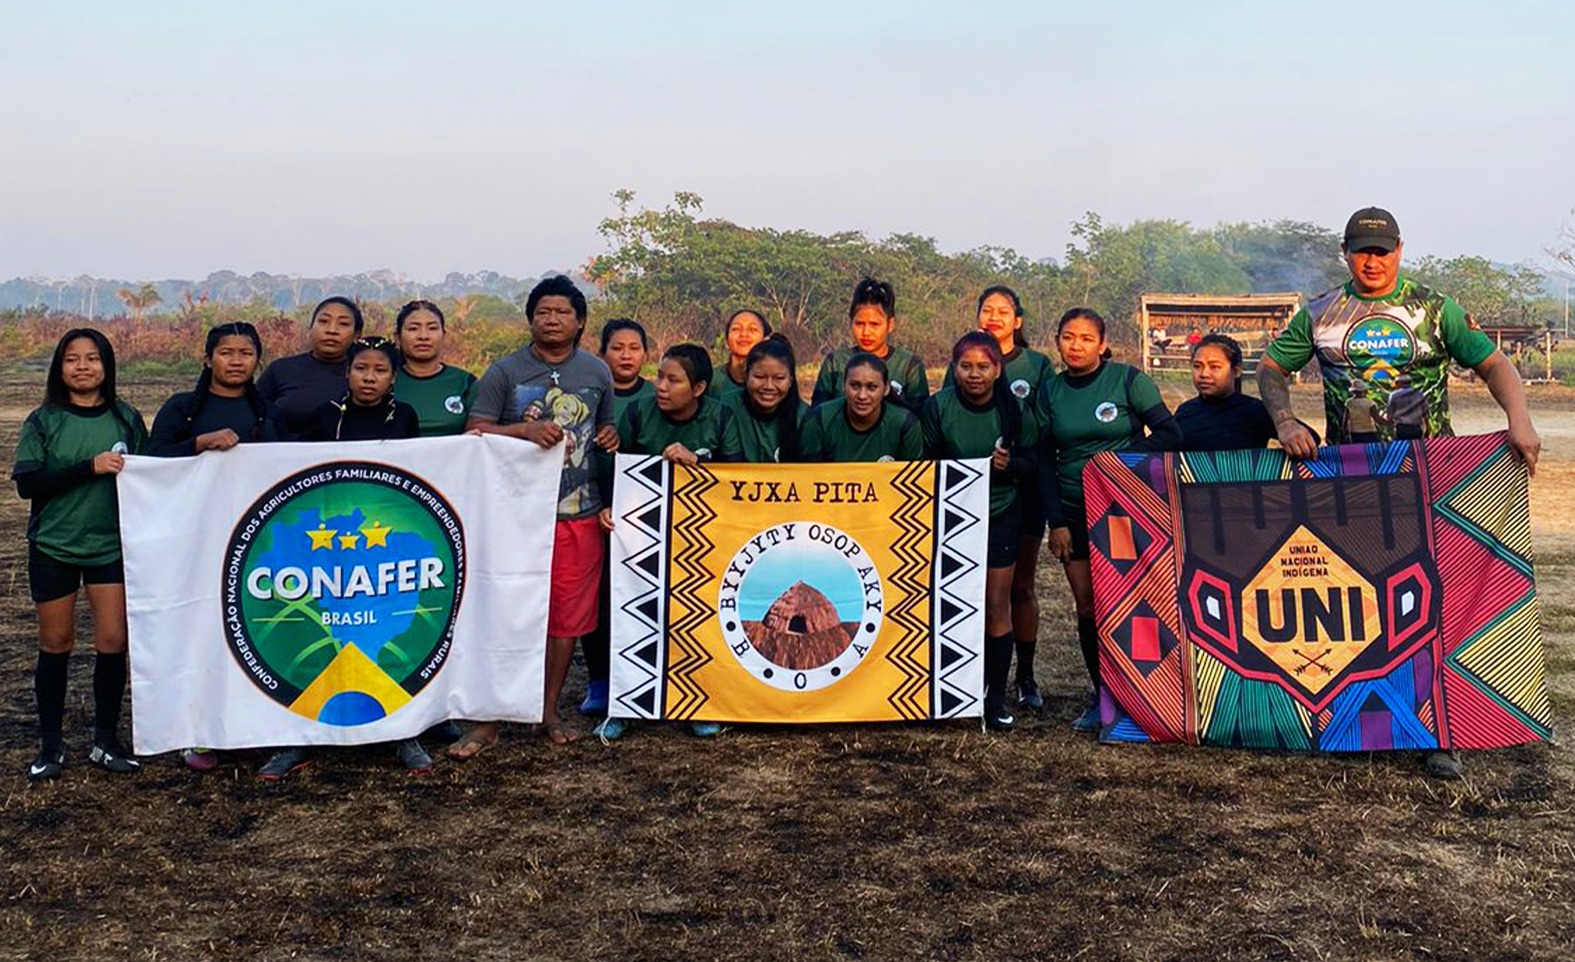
[532,345,571,386]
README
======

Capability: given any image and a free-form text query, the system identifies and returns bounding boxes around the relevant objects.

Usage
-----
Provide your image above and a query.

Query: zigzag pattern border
[664,464,720,720]
[609,455,668,720]
[885,460,935,719]
[932,459,987,719]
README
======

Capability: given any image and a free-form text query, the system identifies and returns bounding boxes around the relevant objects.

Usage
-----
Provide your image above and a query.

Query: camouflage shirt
[1264,275,1495,441]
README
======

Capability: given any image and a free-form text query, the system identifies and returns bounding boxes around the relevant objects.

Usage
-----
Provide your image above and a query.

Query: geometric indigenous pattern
[609,456,989,723]
[1084,434,1551,751]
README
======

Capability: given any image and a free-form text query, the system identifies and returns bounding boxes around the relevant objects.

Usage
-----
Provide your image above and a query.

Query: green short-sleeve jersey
[396,364,477,437]
[710,369,746,402]
[812,345,932,414]
[618,395,740,462]
[800,399,924,463]
[13,401,149,565]
[920,387,1037,518]
[611,379,656,424]
[1037,361,1162,510]
[719,393,805,463]
[942,346,1055,426]
[1263,275,1495,440]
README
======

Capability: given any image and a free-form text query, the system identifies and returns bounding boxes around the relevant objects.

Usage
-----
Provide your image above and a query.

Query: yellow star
[338,533,361,550]
[361,521,392,548]
[308,525,337,550]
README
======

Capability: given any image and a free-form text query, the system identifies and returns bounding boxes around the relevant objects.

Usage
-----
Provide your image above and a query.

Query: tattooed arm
[1257,357,1318,459]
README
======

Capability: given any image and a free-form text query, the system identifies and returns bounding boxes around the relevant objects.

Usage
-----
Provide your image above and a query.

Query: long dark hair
[950,331,1021,451]
[1192,332,1244,391]
[742,334,802,462]
[600,317,650,354]
[45,328,118,409]
[977,284,1028,350]
[187,322,270,441]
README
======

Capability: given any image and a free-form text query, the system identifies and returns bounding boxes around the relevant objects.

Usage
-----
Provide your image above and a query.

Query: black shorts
[987,504,1023,569]
[1064,522,1091,563]
[1018,489,1047,542]
[29,544,124,604]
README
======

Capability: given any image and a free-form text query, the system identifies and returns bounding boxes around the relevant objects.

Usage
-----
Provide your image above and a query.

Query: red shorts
[548,516,605,638]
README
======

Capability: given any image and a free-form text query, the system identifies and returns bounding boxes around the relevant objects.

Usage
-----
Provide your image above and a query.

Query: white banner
[119,435,560,753]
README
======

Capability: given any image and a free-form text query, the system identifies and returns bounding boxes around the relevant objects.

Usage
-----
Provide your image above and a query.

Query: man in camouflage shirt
[1258,206,1541,780]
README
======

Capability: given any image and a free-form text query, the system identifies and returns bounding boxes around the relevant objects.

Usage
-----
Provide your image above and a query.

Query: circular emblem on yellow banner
[717,521,884,692]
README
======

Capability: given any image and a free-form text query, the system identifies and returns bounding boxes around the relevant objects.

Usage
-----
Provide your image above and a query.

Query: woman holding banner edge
[1037,308,1182,734]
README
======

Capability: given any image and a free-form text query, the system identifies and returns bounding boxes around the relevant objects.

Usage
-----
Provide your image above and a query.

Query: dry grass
[1,379,1573,961]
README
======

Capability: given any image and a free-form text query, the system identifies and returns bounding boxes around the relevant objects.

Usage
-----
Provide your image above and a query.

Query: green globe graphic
[223,463,464,726]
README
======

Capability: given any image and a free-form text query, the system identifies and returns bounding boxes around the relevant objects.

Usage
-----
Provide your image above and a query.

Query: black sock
[984,633,1014,716]
[93,651,128,745]
[35,651,69,749]
[1077,616,1100,689]
[1013,638,1036,684]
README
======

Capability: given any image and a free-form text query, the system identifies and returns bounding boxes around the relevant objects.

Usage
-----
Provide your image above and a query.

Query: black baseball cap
[1344,207,1401,253]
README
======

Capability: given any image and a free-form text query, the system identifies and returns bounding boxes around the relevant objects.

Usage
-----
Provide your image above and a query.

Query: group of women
[14,278,1278,780]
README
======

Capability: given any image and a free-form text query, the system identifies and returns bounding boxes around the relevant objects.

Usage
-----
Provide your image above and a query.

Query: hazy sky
[2,0,1571,281]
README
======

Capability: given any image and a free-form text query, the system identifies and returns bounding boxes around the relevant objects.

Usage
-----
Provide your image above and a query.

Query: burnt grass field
[2,376,1575,961]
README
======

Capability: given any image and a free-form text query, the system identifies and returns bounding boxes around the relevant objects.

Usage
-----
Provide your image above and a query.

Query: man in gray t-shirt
[454,276,617,756]
[471,340,614,519]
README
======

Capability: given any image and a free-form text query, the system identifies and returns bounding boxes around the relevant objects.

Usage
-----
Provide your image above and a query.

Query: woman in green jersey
[811,278,931,414]
[713,309,770,401]
[800,353,923,462]
[13,329,149,781]
[394,300,477,437]
[1038,308,1183,733]
[921,332,1038,732]
[722,334,804,464]
[944,286,1057,712]
[580,318,655,720]
[603,344,737,739]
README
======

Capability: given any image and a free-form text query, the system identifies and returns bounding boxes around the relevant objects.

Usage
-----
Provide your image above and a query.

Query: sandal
[445,724,498,761]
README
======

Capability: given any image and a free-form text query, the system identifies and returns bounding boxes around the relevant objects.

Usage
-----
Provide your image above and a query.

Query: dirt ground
[2,377,1574,962]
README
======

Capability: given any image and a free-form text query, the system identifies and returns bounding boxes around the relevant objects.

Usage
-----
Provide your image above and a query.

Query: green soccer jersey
[800,399,924,463]
[920,387,1037,518]
[710,368,747,402]
[611,379,656,424]
[720,393,805,463]
[1263,275,1495,441]
[618,395,740,462]
[1037,361,1164,513]
[395,364,477,437]
[942,346,1056,423]
[12,401,149,565]
[812,345,932,414]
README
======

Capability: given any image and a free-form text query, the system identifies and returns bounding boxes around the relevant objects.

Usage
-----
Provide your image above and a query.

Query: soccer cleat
[1016,678,1044,711]
[393,738,433,774]
[257,747,310,781]
[27,745,65,782]
[594,717,626,742]
[1070,703,1101,734]
[690,722,722,738]
[1425,750,1464,780]
[579,680,610,717]
[182,748,219,773]
[88,740,142,775]
[985,709,1016,732]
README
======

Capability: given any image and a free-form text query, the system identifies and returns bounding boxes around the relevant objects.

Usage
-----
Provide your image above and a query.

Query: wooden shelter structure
[1138,292,1303,375]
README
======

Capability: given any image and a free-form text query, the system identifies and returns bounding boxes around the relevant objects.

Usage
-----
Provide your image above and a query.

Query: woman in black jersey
[13,329,149,780]
[724,334,805,464]
[149,322,281,772]
[921,332,1037,731]
[258,296,362,438]
[303,336,421,442]
[800,353,924,462]
[257,337,425,781]
[1174,334,1276,451]
[150,322,280,458]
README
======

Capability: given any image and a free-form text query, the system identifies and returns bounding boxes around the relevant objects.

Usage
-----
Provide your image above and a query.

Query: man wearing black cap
[1257,206,1541,779]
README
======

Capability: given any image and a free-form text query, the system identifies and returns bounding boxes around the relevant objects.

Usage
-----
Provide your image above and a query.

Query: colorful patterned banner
[1084,434,1551,751]
[609,457,989,723]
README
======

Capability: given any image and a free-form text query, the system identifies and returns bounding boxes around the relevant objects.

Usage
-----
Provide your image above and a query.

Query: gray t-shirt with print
[472,345,615,520]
